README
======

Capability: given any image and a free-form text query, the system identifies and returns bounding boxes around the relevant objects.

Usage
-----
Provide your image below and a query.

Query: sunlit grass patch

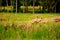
[0,13,60,40]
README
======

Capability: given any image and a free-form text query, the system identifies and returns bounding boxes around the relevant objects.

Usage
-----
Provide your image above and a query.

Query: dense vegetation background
[0,0,60,13]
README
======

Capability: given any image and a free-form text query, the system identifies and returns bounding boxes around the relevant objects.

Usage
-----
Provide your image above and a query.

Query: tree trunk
[0,0,2,6]
[47,5,50,13]
[25,0,28,13]
[42,5,45,13]
[16,0,17,13]
[6,0,8,6]
[11,0,12,6]
[11,0,12,12]
[6,0,8,12]
[33,0,35,14]
[23,0,25,13]
[54,6,56,13]
[0,0,2,12]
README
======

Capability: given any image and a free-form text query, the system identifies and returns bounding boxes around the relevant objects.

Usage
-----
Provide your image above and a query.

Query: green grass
[0,13,60,40]
[0,13,60,24]
[0,22,60,40]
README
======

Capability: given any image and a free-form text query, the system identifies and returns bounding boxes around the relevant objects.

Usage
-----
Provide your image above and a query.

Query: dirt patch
[28,16,60,25]
[53,17,60,22]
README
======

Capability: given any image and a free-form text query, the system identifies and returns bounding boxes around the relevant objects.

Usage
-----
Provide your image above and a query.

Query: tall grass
[0,22,60,40]
[0,13,60,40]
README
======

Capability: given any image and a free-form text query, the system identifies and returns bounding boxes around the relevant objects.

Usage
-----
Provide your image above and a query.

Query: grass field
[0,13,60,24]
[0,13,60,40]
